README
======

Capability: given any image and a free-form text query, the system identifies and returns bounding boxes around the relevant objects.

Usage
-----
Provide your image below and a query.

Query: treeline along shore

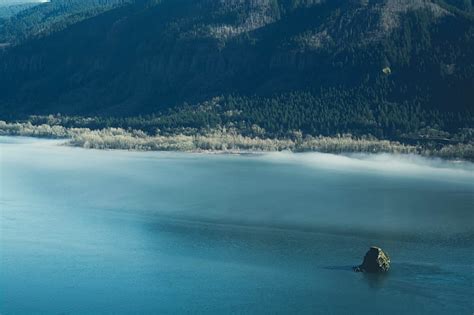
[1,115,472,161]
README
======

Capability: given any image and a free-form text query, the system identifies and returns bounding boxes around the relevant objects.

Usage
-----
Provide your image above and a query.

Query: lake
[0,136,473,314]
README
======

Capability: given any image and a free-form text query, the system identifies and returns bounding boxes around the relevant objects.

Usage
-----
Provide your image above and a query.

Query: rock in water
[354,246,390,273]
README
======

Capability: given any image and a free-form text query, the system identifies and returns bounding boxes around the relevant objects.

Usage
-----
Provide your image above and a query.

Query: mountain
[0,0,472,138]
[0,0,131,44]
[0,2,42,19]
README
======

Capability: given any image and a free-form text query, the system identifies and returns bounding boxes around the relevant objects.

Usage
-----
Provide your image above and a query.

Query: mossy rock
[354,246,391,273]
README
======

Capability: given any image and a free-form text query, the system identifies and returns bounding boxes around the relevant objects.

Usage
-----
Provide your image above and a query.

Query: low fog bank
[0,0,49,6]
[0,135,66,145]
[1,135,473,181]
[1,135,473,243]
[261,151,474,181]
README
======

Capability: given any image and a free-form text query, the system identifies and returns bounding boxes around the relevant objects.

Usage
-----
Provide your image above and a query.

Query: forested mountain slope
[0,3,39,19]
[0,0,131,44]
[0,0,472,140]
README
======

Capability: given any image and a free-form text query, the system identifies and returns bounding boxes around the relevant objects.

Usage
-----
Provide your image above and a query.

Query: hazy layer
[1,136,473,314]
[0,0,49,6]
[2,136,472,237]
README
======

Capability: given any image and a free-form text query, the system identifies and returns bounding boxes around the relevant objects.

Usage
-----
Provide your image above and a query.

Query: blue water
[1,136,473,314]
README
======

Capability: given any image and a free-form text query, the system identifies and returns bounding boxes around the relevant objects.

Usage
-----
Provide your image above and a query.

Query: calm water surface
[1,136,473,314]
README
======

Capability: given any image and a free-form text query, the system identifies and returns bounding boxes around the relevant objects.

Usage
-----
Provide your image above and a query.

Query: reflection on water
[1,137,473,314]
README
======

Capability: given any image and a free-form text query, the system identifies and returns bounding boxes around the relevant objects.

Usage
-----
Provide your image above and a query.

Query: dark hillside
[0,0,131,44]
[0,0,472,139]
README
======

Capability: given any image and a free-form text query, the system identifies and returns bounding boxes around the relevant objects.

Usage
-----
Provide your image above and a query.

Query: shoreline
[3,135,473,186]
[1,132,473,163]
[1,120,472,161]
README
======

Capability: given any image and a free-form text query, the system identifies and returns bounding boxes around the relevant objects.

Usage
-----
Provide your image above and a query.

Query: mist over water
[266,150,474,178]
[1,137,473,314]
[0,0,49,6]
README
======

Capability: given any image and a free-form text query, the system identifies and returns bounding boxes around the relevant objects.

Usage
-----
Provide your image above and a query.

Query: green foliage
[22,90,473,145]
[0,0,131,44]
[0,3,37,19]
[4,107,473,159]
[441,0,473,12]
